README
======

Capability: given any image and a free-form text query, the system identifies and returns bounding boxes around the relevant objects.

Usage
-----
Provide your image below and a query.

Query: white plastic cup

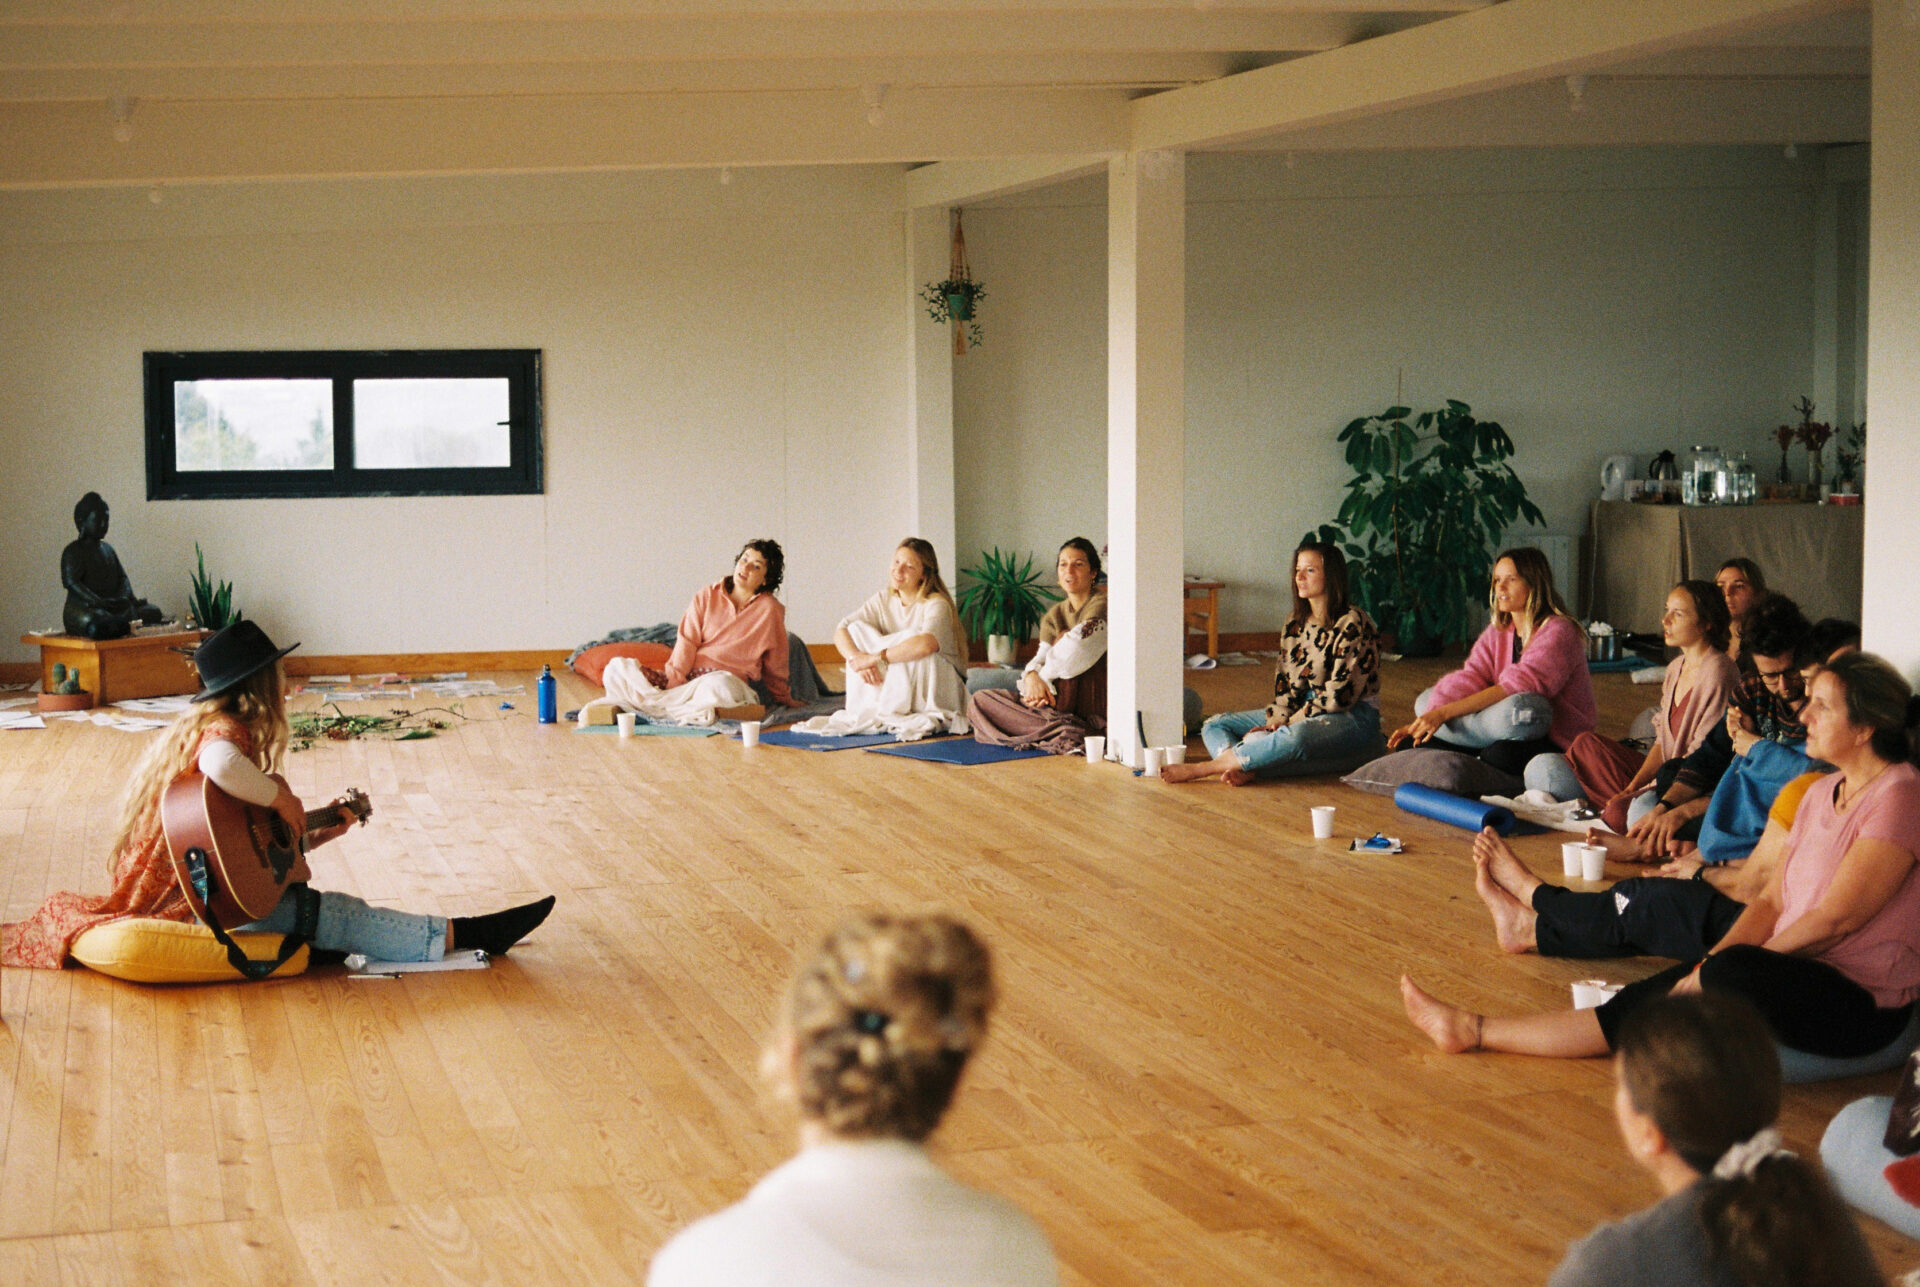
[1084,735,1106,763]
[1163,745,1188,765]
[1561,841,1585,879]
[616,712,636,738]
[1571,980,1622,1010]
[1143,747,1164,778]
[1580,843,1608,882]
[1311,805,1336,840]
[741,720,762,748]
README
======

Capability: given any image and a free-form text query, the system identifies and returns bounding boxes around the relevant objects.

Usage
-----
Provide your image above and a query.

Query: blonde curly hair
[775,913,995,1142]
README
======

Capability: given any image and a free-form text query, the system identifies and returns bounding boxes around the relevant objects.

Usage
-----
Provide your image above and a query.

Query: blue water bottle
[537,664,557,724]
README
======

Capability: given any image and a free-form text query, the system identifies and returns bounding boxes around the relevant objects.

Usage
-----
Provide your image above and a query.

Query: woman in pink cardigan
[1386,546,1596,778]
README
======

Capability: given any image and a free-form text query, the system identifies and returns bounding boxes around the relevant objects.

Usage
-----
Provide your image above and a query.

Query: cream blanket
[581,658,754,727]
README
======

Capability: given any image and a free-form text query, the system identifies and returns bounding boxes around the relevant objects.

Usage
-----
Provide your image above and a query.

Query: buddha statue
[61,493,164,640]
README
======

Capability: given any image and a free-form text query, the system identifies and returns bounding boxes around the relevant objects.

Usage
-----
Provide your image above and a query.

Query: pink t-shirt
[1776,762,1920,1008]
[1426,614,1597,750]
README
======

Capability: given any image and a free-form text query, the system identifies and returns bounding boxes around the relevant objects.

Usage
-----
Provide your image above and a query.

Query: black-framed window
[144,349,542,500]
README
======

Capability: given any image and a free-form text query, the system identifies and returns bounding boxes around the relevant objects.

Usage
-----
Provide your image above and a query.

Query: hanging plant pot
[946,291,974,322]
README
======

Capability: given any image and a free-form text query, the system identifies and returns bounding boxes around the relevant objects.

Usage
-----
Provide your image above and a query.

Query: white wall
[0,168,914,662]
[955,146,1823,632]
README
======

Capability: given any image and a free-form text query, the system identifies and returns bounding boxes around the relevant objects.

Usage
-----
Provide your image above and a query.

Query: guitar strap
[184,845,318,980]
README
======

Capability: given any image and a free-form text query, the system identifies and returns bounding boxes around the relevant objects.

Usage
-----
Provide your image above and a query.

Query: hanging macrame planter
[920,209,986,354]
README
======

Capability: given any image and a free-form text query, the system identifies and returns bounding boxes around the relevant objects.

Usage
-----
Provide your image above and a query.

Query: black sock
[452,895,555,956]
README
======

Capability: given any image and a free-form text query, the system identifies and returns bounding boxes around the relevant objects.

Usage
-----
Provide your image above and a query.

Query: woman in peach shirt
[663,540,799,707]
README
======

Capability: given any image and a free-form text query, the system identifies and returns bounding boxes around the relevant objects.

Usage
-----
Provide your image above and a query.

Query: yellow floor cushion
[70,917,309,984]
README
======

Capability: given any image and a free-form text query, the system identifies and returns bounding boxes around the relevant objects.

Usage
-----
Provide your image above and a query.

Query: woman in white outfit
[645,913,1057,1287]
[802,538,969,739]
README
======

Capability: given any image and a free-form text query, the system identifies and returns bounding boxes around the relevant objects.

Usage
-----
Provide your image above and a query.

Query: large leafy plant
[956,547,1059,641]
[1314,400,1543,653]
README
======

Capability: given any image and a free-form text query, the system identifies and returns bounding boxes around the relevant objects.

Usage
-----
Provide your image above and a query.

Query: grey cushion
[1342,748,1523,799]
[1780,1008,1920,1085]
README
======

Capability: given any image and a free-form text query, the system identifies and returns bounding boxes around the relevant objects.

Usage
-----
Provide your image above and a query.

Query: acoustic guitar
[161,772,371,930]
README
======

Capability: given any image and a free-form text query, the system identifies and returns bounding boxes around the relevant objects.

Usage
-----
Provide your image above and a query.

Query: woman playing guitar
[2,621,553,972]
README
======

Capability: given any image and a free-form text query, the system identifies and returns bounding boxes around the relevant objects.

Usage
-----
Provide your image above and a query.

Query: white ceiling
[0,0,1873,189]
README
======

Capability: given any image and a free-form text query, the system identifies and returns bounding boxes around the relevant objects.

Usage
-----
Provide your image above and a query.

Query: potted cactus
[37,662,95,712]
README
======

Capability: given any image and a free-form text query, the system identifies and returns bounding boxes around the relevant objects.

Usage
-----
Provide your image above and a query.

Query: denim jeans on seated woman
[1412,686,1554,748]
[240,889,448,962]
[1200,702,1381,778]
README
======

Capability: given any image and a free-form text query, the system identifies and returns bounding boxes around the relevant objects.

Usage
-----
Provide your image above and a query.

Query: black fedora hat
[190,620,299,703]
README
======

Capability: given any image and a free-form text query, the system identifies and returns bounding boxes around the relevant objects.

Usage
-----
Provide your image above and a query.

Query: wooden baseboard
[286,650,573,676]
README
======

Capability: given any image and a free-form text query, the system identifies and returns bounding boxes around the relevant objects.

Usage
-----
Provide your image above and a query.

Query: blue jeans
[240,889,448,962]
[1201,703,1381,779]
[1413,687,1553,748]
[1521,752,1583,802]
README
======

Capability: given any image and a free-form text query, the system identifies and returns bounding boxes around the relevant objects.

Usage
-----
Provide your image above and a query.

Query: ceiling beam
[0,89,1129,189]
[904,153,1112,207]
[1130,0,1855,151]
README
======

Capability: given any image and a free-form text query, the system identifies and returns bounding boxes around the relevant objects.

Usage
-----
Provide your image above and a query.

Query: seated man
[61,492,165,640]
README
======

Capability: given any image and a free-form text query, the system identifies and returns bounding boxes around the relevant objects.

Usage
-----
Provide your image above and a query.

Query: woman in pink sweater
[1386,547,1596,778]
[664,540,799,707]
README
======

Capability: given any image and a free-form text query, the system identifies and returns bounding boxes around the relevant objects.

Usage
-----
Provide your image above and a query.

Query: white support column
[1863,0,1920,678]
[907,206,956,566]
[1105,150,1185,766]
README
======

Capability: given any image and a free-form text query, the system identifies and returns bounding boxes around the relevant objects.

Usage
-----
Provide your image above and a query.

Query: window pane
[175,379,333,471]
[353,378,511,469]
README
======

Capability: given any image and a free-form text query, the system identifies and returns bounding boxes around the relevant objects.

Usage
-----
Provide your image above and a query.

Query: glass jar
[1682,444,1723,506]
[1728,451,1756,505]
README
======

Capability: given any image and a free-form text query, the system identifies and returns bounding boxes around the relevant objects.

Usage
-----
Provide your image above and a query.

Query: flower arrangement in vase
[1786,396,1835,493]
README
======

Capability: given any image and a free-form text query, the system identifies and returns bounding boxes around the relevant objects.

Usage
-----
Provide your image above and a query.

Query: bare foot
[1583,827,1646,862]
[1222,768,1255,787]
[1473,853,1538,954]
[1159,760,1218,784]
[1471,827,1541,903]
[1400,975,1482,1054]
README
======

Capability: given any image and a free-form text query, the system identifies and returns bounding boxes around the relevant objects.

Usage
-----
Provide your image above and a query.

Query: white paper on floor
[0,712,47,730]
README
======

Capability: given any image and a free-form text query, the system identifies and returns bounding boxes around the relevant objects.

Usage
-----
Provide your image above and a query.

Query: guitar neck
[303,805,339,832]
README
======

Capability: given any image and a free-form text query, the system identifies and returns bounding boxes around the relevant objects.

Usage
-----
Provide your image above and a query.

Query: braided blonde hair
[775,913,995,1141]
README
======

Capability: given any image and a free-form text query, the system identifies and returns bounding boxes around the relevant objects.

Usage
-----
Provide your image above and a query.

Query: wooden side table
[1182,579,1223,660]
[21,629,208,704]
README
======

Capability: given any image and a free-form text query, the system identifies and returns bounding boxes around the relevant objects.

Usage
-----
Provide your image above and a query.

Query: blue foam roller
[1392,782,1518,835]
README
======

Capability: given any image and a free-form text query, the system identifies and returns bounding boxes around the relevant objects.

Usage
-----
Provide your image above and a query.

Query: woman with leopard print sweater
[1164,541,1381,785]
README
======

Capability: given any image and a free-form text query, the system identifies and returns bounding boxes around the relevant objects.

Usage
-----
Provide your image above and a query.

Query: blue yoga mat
[576,722,719,737]
[1393,782,1520,835]
[866,739,1049,766]
[752,729,899,751]
[1588,655,1649,673]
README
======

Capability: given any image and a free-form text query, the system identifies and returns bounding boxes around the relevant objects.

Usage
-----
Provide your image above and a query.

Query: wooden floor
[1,658,1915,1285]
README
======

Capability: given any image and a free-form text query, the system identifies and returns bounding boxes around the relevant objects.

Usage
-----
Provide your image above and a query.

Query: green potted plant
[186,543,243,631]
[1314,400,1545,656]
[957,547,1059,666]
[920,277,986,348]
[1835,421,1865,494]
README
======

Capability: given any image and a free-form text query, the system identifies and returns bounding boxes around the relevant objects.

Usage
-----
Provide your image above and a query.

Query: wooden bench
[1182,578,1224,660]
[21,630,208,704]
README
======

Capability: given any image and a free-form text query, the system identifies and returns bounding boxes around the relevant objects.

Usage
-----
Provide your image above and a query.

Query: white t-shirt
[647,1139,1056,1287]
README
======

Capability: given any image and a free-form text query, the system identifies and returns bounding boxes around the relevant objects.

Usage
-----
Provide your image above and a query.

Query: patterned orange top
[1,717,245,970]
